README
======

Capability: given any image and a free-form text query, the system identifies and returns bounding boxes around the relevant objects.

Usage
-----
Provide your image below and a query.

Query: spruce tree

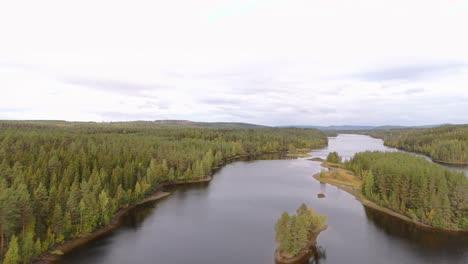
[3,235,19,264]
[21,231,34,263]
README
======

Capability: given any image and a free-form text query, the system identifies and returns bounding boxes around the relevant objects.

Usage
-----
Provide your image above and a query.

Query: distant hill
[282,124,445,131]
[149,120,270,128]
[0,120,270,129]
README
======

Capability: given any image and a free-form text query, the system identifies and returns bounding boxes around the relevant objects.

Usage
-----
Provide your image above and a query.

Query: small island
[274,203,327,263]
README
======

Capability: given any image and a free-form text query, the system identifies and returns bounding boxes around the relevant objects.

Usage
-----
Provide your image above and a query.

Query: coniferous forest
[275,204,326,258]
[369,125,468,164]
[0,121,327,263]
[345,151,468,229]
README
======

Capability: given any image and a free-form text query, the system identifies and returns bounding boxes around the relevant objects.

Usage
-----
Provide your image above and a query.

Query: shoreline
[312,162,468,233]
[34,190,172,264]
[274,225,327,264]
[364,134,468,166]
[35,178,213,264]
[430,158,468,166]
[380,142,468,166]
[35,148,324,264]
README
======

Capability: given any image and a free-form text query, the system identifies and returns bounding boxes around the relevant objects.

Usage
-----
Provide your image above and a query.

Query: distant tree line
[275,204,326,257]
[0,121,327,263]
[368,125,468,164]
[345,151,468,229]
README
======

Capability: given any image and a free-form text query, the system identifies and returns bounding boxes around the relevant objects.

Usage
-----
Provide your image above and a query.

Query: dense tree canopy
[275,204,326,257]
[369,125,468,164]
[0,121,327,263]
[346,151,468,229]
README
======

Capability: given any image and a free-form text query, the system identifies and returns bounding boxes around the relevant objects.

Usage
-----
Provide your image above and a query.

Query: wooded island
[274,204,327,263]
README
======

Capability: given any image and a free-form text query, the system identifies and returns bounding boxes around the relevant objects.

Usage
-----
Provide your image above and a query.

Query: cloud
[199,97,244,106]
[138,100,171,110]
[61,77,171,98]
[353,63,465,82]
[404,88,425,95]
[1,1,468,126]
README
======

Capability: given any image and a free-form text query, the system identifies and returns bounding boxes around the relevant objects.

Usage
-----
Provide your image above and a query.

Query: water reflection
[275,245,327,264]
[57,135,468,264]
[123,202,160,229]
[308,245,327,264]
[364,206,468,252]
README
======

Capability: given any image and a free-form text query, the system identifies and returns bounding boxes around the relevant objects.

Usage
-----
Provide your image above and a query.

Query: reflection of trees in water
[308,245,327,264]
[275,244,327,264]
[364,206,468,251]
[241,152,289,161]
[122,202,159,228]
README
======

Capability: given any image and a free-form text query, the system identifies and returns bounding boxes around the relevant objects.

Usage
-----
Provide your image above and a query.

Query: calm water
[57,134,468,264]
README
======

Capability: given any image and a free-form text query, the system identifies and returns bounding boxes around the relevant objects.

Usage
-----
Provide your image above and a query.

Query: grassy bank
[313,161,467,233]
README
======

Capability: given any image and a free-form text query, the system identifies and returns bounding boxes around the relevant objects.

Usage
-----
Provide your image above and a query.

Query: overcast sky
[1,0,468,126]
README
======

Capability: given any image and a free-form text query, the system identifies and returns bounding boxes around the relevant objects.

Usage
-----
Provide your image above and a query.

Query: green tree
[34,238,42,257]
[51,204,64,243]
[21,231,34,263]
[3,235,19,264]
[326,152,341,164]
[274,211,290,246]
[274,204,327,257]
[363,170,374,198]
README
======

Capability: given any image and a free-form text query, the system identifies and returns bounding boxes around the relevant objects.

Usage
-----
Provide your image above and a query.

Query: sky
[1,0,468,126]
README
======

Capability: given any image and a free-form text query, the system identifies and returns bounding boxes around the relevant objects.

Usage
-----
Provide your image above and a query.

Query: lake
[56,134,468,264]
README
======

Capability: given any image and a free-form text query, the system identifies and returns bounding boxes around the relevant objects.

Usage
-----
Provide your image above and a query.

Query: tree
[296,203,308,216]
[15,184,32,239]
[21,231,34,263]
[363,170,374,198]
[295,214,309,250]
[98,190,111,225]
[326,152,341,164]
[274,204,327,257]
[34,239,42,257]
[3,235,19,264]
[51,204,64,242]
[0,187,19,256]
[275,211,290,246]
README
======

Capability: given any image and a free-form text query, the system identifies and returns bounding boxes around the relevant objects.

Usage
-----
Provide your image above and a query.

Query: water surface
[57,134,468,264]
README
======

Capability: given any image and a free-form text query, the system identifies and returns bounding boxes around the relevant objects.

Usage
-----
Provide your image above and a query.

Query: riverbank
[363,134,468,166]
[312,161,468,233]
[34,190,172,263]
[274,225,327,264]
[379,141,468,166]
[35,149,321,264]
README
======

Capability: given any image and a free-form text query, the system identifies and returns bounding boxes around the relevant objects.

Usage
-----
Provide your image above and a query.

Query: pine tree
[295,214,309,250]
[51,204,64,243]
[98,190,110,225]
[21,231,34,263]
[275,212,290,245]
[3,235,19,264]
[363,170,374,198]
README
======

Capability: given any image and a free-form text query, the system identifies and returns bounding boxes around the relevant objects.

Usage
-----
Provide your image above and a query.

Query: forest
[345,151,468,229]
[275,204,326,258]
[0,121,327,263]
[368,125,468,164]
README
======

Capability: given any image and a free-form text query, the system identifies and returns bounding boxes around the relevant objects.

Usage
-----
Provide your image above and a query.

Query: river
[56,134,468,264]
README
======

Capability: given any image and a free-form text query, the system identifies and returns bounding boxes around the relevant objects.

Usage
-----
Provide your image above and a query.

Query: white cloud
[0,0,468,125]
